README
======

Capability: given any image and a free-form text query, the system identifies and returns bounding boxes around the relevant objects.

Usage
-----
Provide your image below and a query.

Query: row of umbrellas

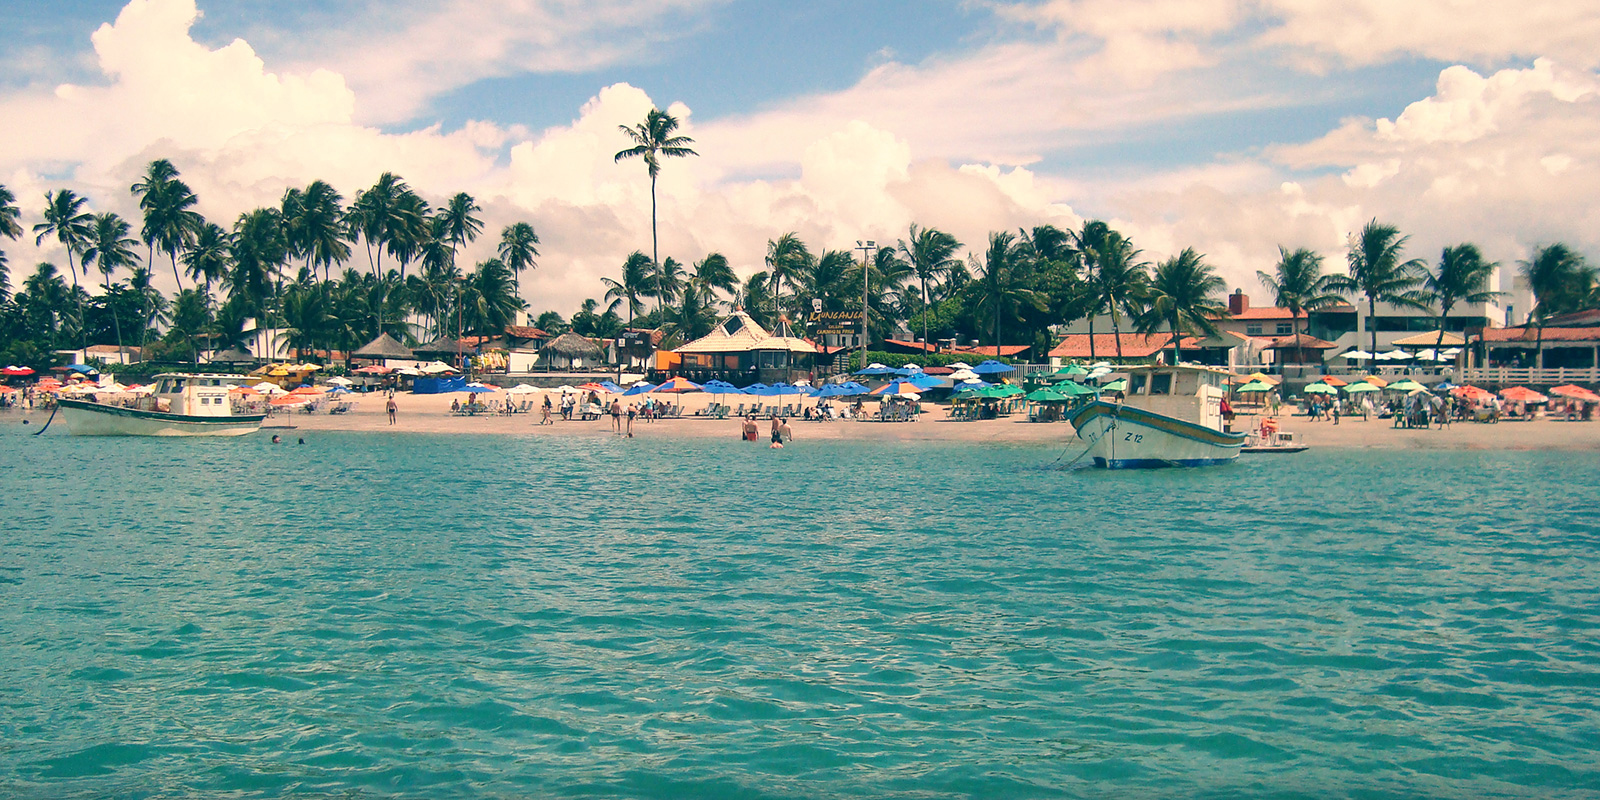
[855,360,1016,377]
[1340,348,1461,362]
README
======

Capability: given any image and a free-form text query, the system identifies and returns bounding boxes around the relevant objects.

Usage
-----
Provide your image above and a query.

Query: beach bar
[674,311,818,385]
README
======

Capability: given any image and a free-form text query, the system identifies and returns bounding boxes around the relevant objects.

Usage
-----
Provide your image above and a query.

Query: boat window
[1150,372,1172,395]
[1172,372,1196,395]
[157,380,170,393]
[1129,373,1147,394]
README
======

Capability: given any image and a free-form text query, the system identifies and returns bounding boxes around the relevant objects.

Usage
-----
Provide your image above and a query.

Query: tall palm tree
[385,190,430,279]
[1092,231,1149,358]
[131,159,202,289]
[614,108,698,309]
[655,256,687,308]
[83,212,140,358]
[1327,219,1428,369]
[1256,246,1344,338]
[1422,243,1501,355]
[973,231,1042,356]
[1518,243,1588,368]
[763,232,810,317]
[33,189,94,293]
[497,221,539,298]
[898,225,962,350]
[182,221,231,307]
[457,258,524,336]
[1138,248,1226,366]
[349,173,408,275]
[292,180,350,282]
[602,251,653,328]
[1072,220,1113,361]
[227,208,287,319]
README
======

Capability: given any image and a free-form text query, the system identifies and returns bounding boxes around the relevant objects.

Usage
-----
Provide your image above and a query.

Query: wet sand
[261,393,1600,451]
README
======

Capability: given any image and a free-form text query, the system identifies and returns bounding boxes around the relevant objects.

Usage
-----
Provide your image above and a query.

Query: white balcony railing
[1459,367,1600,386]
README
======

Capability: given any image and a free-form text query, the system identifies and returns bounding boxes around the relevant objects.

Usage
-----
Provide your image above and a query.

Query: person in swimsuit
[610,399,622,434]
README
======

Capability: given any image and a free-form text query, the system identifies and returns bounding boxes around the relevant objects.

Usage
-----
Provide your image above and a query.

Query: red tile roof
[1265,333,1337,350]
[1480,326,1600,343]
[503,325,549,339]
[1049,333,1201,358]
[955,344,1031,357]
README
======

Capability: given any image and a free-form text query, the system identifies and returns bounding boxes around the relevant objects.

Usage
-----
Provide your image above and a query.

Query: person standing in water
[386,396,397,425]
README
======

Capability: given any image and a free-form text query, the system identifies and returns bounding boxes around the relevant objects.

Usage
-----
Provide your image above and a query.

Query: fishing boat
[1240,416,1307,454]
[1069,364,1245,468]
[55,373,266,437]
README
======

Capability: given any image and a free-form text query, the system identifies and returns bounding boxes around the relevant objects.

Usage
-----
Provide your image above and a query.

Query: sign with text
[810,310,862,337]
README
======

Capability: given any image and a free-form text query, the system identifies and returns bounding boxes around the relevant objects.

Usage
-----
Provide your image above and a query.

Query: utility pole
[855,240,878,375]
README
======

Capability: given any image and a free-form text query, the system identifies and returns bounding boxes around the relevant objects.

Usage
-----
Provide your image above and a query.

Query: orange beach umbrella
[1551,384,1600,403]
[1500,386,1547,404]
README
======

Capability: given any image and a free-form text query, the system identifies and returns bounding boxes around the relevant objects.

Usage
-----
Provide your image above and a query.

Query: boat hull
[56,398,266,437]
[1070,401,1245,469]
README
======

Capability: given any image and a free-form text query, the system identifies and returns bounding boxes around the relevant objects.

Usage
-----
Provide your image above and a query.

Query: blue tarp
[413,376,466,394]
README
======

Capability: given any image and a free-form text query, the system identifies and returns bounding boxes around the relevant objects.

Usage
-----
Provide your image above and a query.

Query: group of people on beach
[741,415,792,448]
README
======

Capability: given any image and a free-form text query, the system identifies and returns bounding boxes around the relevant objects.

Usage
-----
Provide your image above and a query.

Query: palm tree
[131,159,202,289]
[898,225,962,350]
[1519,243,1588,368]
[1092,231,1149,358]
[227,208,287,319]
[1256,246,1344,338]
[183,221,231,305]
[83,212,140,359]
[33,189,94,293]
[385,190,430,279]
[1327,219,1428,369]
[973,231,1042,356]
[349,173,408,275]
[293,180,350,282]
[457,258,524,336]
[1138,248,1226,366]
[1422,243,1501,355]
[1072,220,1113,361]
[602,251,653,329]
[0,184,20,242]
[614,108,698,309]
[764,232,810,317]
[497,221,539,298]
[692,252,737,305]
[655,256,687,308]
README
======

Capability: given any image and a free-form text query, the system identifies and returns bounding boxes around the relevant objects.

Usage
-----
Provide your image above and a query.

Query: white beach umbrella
[1441,348,1461,357]
[950,369,979,380]
[866,363,888,370]
[505,384,542,394]
[252,382,287,396]
[326,376,354,386]
[947,362,972,370]
[1378,349,1410,361]
[421,361,456,374]
[557,385,576,392]
[1340,350,1374,359]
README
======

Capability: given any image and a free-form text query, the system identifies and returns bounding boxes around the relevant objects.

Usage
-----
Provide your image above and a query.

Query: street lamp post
[854,240,878,375]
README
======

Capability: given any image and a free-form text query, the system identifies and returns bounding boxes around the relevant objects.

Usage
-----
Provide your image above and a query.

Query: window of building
[1275,323,1293,335]
[1246,323,1263,336]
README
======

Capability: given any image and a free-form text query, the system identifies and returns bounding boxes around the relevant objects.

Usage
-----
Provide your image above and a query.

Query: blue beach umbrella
[764,382,808,396]
[854,363,897,377]
[623,382,657,396]
[905,373,943,389]
[460,383,498,394]
[972,360,1014,375]
[743,382,770,395]
[702,379,743,395]
[599,381,623,393]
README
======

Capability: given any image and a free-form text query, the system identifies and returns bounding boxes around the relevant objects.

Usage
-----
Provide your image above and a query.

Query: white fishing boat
[55,373,266,437]
[1069,364,1245,468]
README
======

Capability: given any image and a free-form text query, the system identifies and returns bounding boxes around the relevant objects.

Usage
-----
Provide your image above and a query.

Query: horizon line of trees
[2,113,1597,373]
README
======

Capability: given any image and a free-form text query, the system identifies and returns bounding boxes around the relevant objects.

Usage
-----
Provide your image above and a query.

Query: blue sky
[0,0,1595,312]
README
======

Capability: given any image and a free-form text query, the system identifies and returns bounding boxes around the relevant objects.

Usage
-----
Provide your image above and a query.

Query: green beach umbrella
[1101,379,1127,392]
[1054,381,1100,396]
[1051,364,1089,379]
[1025,388,1070,402]
[1387,379,1426,392]
[1302,383,1337,395]
[1236,380,1274,393]
[1344,382,1380,394]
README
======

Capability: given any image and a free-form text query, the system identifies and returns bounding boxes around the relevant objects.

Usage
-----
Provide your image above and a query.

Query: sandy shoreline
[164,392,1600,451]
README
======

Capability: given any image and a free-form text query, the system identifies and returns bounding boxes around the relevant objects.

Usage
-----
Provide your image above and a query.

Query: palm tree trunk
[1088,312,1097,362]
[923,278,930,352]
[1112,307,1124,359]
[651,174,660,318]
[105,273,125,363]
[170,249,184,291]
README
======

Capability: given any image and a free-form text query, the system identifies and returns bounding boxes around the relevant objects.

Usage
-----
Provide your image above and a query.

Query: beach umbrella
[870,381,923,396]
[1101,378,1127,392]
[1451,385,1493,401]
[972,360,1014,375]
[270,395,309,408]
[327,386,352,395]
[894,363,923,376]
[905,373,943,389]
[1025,388,1070,402]
[947,362,973,370]
[460,383,498,394]
[599,381,623,393]
[1339,350,1374,360]
[2,365,34,376]
[1236,379,1275,393]
[504,384,542,394]
[1088,366,1114,379]
[575,382,608,392]
[1377,349,1410,361]
[1500,386,1547,403]
[654,376,704,393]
[813,383,857,398]
[326,376,354,386]
[1053,381,1099,396]
[1303,383,1337,395]
[1344,382,1380,394]
[762,382,809,396]
[622,382,657,396]
[1386,379,1426,392]
[1434,380,1457,391]
[1357,375,1387,388]
[1551,384,1600,403]
[854,363,897,376]
[252,382,287,396]
[702,379,743,395]
[1316,375,1348,387]
[1052,364,1089,379]
[353,365,392,374]
[743,382,771,396]
[949,368,979,381]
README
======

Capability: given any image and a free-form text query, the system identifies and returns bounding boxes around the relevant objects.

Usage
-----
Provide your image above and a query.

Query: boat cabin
[1118,364,1232,431]
[152,373,253,417]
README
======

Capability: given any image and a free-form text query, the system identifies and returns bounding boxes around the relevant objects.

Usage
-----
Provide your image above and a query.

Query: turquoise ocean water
[1,422,1598,798]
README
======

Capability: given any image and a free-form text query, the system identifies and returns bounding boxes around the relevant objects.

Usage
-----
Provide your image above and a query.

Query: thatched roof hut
[352,333,416,360]
[544,332,604,360]
[412,336,477,359]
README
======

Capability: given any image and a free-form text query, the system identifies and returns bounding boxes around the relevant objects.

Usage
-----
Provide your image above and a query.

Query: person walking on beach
[626,403,636,437]
[610,399,622,434]
[386,396,397,425]
[540,395,552,425]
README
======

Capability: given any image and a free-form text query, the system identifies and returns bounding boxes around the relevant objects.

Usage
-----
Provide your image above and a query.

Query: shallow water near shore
[2,424,1598,798]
